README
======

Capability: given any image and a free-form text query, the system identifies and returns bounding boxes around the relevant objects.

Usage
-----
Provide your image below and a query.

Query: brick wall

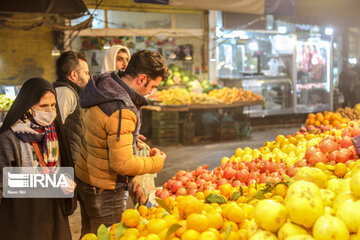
[0,21,56,85]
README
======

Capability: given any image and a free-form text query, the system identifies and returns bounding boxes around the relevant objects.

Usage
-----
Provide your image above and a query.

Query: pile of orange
[305,111,349,128]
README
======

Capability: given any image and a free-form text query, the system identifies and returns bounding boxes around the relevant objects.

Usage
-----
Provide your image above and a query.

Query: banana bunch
[336,107,360,120]
[208,87,263,104]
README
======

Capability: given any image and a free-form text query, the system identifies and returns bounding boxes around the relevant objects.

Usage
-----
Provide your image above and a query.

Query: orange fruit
[274,184,288,198]
[81,233,97,240]
[181,229,200,240]
[196,191,205,200]
[122,209,141,228]
[222,220,238,231]
[308,113,315,119]
[138,205,148,217]
[227,205,246,223]
[316,112,324,122]
[174,220,187,238]
[305,119,311,125]
[186,213,208,232]
[206,212,223,229]
[177,195,203,217]
[219,183,234,199]
[198,231,218,240]
[314,120,321,127]
[323,120,330,125]
[124,228,140,237]
[334,163,347,177]
[147,219,168,234]
[332,120,340,127]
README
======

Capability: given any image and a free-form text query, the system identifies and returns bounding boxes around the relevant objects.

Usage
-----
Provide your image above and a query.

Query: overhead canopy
[0,0,88,18]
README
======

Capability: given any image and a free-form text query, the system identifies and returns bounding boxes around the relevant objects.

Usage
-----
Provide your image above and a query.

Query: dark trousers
[76,179,129,237]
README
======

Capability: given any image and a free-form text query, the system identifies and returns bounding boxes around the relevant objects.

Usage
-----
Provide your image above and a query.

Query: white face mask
[32,109,57,126]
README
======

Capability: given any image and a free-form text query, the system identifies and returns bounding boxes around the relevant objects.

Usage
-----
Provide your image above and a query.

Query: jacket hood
[79,70,148,109]
[101,45,131,73]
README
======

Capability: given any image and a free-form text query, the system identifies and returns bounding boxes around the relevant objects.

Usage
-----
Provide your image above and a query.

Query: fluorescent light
[51,46,60,56]
[103,41,111,50]
[278,26,287,34]
[349,58,357,65]
[325,27,333,36]
[249,41,259,51]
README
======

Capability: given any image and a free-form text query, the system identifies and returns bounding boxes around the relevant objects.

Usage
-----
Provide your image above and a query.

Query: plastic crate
[152,111,179,121]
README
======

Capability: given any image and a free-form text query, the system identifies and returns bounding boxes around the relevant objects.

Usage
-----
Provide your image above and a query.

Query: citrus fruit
[186,213,208,232]
[122,209,141,228]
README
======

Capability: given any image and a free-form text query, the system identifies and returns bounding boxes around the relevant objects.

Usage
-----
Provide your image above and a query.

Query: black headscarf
[0,78,55,134]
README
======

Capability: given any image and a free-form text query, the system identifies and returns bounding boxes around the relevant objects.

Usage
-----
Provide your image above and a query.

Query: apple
[171,181,183,193]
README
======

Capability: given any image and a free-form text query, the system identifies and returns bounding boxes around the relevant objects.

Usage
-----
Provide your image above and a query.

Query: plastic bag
[132,143,157,205]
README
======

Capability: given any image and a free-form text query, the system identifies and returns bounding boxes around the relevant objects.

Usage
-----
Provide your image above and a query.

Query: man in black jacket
[54,51,90,165]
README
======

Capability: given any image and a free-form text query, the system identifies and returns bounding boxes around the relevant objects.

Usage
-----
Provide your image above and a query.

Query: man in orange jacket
[75,50,168,236]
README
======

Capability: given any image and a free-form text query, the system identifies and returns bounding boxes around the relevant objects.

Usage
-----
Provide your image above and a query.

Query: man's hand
[149,147,167,161]
[137,134,147,149]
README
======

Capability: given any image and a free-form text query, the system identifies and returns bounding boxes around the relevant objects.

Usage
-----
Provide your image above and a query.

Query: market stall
[81,107,360,240]
[142,84,264,146]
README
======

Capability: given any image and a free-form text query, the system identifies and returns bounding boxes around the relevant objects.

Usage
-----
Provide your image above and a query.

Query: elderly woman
[0,78,73,240]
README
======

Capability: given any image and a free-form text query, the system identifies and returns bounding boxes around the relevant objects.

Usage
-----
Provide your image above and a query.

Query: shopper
[101,45,131,72]
[0,78,74,240]
[75,50,168,236]
[54,51,90,165]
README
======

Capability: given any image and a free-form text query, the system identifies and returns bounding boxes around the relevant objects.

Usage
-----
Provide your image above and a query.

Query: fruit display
[336,107,360,121]
[82,118,360,240]
[160,64,221,94]
[208,87,263,104]
[305,111,349,128]
[151,87,263,106]
[0,94,14,111]
[153,88,224,105]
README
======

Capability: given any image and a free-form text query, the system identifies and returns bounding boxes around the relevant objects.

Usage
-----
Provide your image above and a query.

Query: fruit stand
[82,105,360,240]
[143,87,264,146]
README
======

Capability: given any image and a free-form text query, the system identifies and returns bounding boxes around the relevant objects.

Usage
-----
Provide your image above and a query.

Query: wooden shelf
[142,100,264,112]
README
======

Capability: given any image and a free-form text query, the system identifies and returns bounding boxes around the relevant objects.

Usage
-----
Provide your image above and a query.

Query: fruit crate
[180,121,195,145]
[152,120,178,129]
[152,111,179,121]
[152,127,179,139]
[215,121,237,141]
[152,136,179,146]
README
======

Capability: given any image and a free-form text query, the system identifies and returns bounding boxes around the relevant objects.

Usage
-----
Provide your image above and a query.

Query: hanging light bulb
[169,52,176,59]
[185,54,192,61]
[51,46,60,56]
[103,41,111,50]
